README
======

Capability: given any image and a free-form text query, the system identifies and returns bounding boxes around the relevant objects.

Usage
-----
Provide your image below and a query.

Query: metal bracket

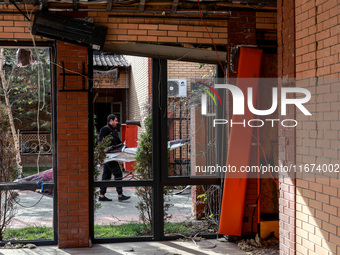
[59,61,88,92]
[72,0,78,11]
[230,45,257,74]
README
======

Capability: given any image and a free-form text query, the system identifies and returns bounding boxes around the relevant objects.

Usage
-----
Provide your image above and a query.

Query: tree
[0,48,51,177]
[134,115,172,234]
[0,48,51,131]
[0,48,23,178]
[93,115,112,211]
[0,103,18,240]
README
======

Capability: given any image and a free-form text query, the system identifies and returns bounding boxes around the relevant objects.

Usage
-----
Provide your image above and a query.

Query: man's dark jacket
[98,124,122,147]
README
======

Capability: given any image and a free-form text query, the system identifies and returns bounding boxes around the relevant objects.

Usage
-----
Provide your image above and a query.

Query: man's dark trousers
[100,161,123,195]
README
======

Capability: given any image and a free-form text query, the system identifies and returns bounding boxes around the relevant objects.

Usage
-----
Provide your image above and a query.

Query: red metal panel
[126,125,138,147]
[121,124,126,143]
[218,47,263,236]
[124,125,138,171]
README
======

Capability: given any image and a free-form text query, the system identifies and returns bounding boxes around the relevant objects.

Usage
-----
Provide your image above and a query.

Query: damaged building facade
[0,0,339,254]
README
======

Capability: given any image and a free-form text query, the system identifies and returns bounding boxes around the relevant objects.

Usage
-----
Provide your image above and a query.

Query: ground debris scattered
[238,233,279,255]
[217,237,228,242]
[177,235,216,249]
[1,242,36,249]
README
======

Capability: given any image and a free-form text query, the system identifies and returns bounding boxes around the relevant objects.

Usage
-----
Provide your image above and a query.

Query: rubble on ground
[237,233,279,255]
[1,242,36,249]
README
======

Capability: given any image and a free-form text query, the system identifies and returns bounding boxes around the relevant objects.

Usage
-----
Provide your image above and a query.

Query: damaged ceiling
[1,0,276,13]
[1,0,277,63]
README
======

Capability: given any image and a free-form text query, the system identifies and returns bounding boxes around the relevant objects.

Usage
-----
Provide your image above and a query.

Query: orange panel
[218,47,263,236]
[124,125,138,171]
[121,124,126,143]
[126,125,138,147]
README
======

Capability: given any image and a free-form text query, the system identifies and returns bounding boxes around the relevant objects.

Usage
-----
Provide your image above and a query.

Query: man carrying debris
[98,114,130,202]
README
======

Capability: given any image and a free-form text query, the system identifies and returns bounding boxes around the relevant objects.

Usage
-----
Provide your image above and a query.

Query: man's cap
[107,114,117,123]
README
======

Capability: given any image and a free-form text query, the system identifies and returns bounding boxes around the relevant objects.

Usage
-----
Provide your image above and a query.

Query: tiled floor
[0,240,247,254]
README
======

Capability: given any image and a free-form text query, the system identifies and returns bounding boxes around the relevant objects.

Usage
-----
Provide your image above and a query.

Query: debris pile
[1,242,36,249]
[237,233,279,255]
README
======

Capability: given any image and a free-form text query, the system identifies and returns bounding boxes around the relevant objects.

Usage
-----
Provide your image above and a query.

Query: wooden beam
[171,0,179,13]
[72,0,78,11]
[104,42,226,65]
[106,0,112,11]
[139,0,146,12]
[216,2,276,10]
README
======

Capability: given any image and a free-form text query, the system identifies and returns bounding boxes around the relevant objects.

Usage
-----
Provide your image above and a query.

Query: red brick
[139,24,158,30]
[4,26,25,32]
[0,32,14,38]
[179,25,194,31]
[178,37,197,43]
[187,31,203,38]
[193,26,213,32]
[66,105,88,111]
[137,36,157,42]
[128,29,147,35]
[148,30,167,36]
[158,36,177,43]
[159,24,178,31]
[168,31,187,37]
[59,240,79,248]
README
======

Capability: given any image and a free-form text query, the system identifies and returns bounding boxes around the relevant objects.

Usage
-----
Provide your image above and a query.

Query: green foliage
[133,115,152,233]
[94,134,112,171]
[23,167,51,177]
[134,115,152,179]
[94,222,200,238]
[94,223,146,238]
[196,193,207,204]
[3,226,53,241]
[198,63,205,69]
[164,221,196,235]
[0,48,51,131]
[133,115,172,234]
[5,222,203,240]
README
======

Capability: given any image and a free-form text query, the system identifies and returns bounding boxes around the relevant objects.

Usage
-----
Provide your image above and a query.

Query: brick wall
[278,0,340,254]
[168,60,214,168]
[277,0,297,254]
[0,4,32,40]
[93,70,129,89]
[294,0,340,255]
[256,12,277,30]
[125,55,149,135]
[0,3,282,247]
[256,12,277,42]
[57,42,90,248]
[168,60,214,92]
[0,8,228,45]
[228,11,257,48]
[88,12,228,45]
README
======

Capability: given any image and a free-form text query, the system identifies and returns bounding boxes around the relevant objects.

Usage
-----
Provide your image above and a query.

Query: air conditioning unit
[168,79,187,98]
[32,11,107,50]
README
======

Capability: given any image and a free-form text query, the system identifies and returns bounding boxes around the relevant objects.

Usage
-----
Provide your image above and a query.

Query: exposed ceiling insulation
[1,0,276,13]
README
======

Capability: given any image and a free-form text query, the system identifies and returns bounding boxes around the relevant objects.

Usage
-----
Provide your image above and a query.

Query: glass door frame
[90,57,222,243]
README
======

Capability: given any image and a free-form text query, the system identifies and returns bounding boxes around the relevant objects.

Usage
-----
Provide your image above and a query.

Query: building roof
[93,53,130,68]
